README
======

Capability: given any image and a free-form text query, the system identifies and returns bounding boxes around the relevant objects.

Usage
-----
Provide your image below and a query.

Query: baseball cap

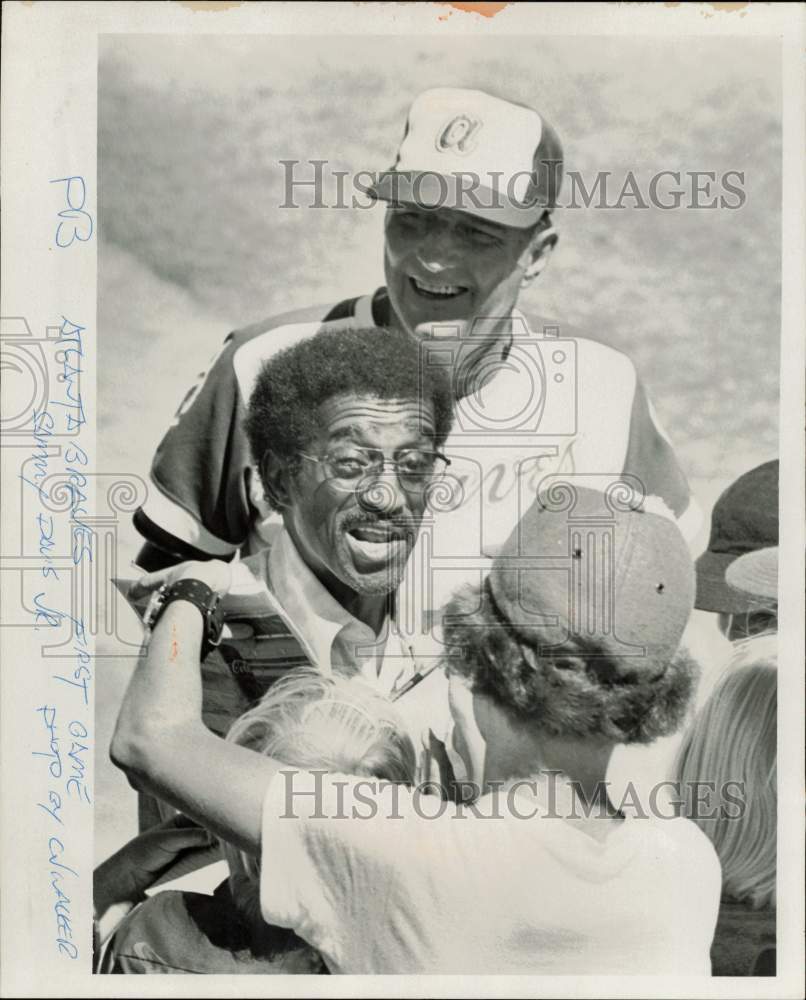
[368,87,564,228]
[695,460,779,614]
[487,483,695,678]
[725,546,778,604]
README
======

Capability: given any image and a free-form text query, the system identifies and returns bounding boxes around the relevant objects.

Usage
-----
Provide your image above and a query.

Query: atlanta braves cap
[695,460,779,614]
[368,87,564,228]
[487,482,694,678]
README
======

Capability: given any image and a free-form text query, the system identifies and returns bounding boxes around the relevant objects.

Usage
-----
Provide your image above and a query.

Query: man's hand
[93,814,213,949]
[129,559,234,602]
[94,814,212,911]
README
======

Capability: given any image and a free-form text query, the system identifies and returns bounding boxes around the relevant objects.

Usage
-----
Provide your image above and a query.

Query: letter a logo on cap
[436,114,482,155]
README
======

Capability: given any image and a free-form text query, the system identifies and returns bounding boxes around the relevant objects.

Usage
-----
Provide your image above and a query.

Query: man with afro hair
[129,323,458,824]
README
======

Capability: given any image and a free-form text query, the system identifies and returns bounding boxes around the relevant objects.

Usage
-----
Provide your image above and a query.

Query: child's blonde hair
[221,667,416,925]
[675,632,777,909]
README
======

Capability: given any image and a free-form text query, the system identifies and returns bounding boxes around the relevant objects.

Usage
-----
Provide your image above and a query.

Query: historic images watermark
[279,770,749,822]
[278,162,747,212]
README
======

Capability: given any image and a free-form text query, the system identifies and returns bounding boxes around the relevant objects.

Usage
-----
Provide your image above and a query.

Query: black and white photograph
[1,2,803,995]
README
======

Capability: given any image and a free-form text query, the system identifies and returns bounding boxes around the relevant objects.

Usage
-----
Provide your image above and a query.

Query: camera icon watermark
[419,315,577,436]
[0,317,79,438]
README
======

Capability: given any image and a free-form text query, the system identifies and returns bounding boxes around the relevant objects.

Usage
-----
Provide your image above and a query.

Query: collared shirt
[243,529,414,695]
[224,531,457,785]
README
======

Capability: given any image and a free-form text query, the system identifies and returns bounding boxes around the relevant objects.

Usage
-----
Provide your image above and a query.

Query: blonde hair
[675,633,777,909]
[221,667,416,926]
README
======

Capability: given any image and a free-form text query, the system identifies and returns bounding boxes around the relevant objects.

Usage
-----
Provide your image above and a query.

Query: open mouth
[409,276,468,301]
[345,524,410,567]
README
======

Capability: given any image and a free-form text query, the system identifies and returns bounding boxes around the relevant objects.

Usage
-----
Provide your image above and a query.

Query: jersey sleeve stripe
[139,478,239,556]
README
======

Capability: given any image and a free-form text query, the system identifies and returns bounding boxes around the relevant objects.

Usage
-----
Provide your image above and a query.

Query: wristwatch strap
[148,578,224,660]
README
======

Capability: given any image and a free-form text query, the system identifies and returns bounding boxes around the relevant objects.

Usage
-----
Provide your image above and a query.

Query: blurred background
[96,33,781,862]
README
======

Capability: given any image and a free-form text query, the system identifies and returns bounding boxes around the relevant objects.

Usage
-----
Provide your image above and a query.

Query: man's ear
[519,223,559,286]
[261,451,292,510]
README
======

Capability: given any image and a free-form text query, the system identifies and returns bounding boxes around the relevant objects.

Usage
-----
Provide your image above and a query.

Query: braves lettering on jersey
[134,287,695,601]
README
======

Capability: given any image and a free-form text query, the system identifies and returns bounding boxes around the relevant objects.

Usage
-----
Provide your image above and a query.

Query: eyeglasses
[298,446,451,493]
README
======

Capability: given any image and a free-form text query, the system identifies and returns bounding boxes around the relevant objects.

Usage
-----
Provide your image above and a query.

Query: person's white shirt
[259,771,722,975]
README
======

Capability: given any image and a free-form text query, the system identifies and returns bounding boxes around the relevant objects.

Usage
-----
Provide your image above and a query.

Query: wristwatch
[143,578,225,660]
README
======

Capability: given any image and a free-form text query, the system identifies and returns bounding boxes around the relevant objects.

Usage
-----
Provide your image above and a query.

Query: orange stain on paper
[435,2,511,21]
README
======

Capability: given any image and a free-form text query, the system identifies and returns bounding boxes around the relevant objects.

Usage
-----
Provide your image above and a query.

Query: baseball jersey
[134,288,695,587]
